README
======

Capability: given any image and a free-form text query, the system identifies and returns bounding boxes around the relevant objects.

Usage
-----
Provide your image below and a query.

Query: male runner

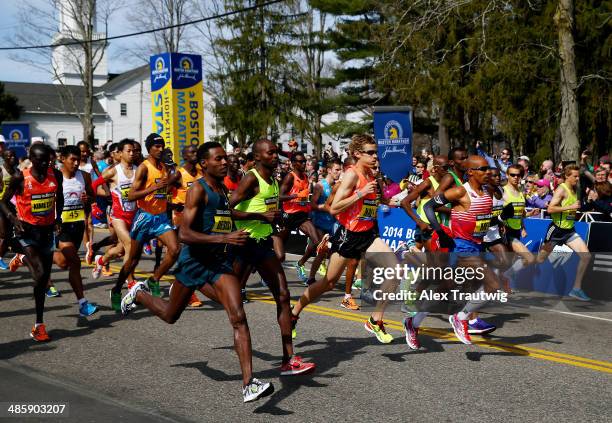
[172,145,204,307]
[231,138,316,374]
[51,146,98,316]
[121,142,274,403]
[400,155,449,251]
[223,154,242,193]
[0,149,18,269]
[278,152,323,281]
[109,134,180,311]
[403,155,495,349]
[0,144,63,341]
[537,164,592,301]
[291,134,400,343]
[92,139,137,281]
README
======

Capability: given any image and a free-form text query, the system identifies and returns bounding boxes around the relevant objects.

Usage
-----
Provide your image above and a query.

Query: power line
[0,0,286,51]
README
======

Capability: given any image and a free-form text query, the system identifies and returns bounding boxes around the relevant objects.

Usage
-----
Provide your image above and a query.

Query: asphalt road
[0,234,611,422]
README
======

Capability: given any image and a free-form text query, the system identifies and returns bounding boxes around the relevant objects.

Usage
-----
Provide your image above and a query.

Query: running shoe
[30,324,51,342]
[260,279,268,288]
[127,279,136,290]
[93,223,107,229]
[46,286,61,298]
[364,318,393,344]
[243,378,274,403]
[102,264,113,277]
[280,355,316,376]
[241,289,249,304]
[449,313,472,345]
[317,260,328,276]
[85,241,94,265]
[316,234,330,255]
[468,318,496,335]
[295,263,308,283]
[121,281,150,315]
[403,316,420,350]
[187,293,203,308]
[91,255,104,279]
[568,288,591,301]
[79,301,99,317]
[353,278,362,290]
[0,259,8,270]
[340,296,360,310]
[110,290,122,312]
[143,242,153,256]
[9,254,24,272]
[146,276,161,297]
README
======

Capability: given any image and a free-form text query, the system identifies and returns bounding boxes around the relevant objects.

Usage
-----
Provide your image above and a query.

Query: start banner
[150,53,204,165]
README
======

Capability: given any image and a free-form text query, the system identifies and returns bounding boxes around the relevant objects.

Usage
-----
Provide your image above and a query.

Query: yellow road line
[83,261,612,373]
[248,293,612,374]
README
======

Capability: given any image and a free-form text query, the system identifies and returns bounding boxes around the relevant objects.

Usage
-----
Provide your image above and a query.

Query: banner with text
[1,122,30,158]
[373,107,412,183]
[150,53,204,165]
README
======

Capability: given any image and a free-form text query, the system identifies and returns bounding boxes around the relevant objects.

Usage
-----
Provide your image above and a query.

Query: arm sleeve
[92,175,106,191]
[423,194,448,232]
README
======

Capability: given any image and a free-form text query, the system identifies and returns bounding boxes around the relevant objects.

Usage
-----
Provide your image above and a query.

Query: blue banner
[373,107,412,183]
[1,123,30,158]
[378,206,416,251]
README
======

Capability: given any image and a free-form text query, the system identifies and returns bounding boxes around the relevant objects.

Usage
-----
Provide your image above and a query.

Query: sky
[0,0,143,83]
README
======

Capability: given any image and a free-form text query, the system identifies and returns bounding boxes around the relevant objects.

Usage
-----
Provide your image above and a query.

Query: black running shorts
[544,223,580,247]
[330,226,377,260]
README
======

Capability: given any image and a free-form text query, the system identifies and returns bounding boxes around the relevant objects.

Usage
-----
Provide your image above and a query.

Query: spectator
[475,141,512,177]
[526,179,553,210]
[414,160,428,179]
[584,181,612,221]
[517,155,530,174]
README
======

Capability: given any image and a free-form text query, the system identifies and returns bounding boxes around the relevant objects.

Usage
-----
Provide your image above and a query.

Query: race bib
[31,193,55,216]
[474,213,492,235]
[212,210,233,233]
[359,199,377,221]
[265,197,278,211]
[492,205,503,218]
[119,183,136,211]
[512,202,525,219]
[61,206,85,222]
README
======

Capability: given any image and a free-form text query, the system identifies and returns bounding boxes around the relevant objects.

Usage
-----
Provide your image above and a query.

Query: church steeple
[51,0,108,87]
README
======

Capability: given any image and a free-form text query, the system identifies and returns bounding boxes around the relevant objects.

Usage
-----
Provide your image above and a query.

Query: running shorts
[16,222,54,254]
[174,245,234,288]
[544,223,581,247]
[130,210,173,243]
[56,221,86,249]
[329,226,377,260]
[282,211,310,232]
[235,236,277,265]
[504,227,522,244]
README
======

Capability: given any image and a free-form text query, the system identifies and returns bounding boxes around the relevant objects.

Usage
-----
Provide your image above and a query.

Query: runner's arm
[228,172,277,222]
[54,169,64,223]
[310,183,326,212]
[330,170,364,215]
[127,163,159,201]
[423,185,465,232]
[0,172,23,225]
[279,172,297,202]
[400,179,431,227]
[82,171,95,205]
[547,186,578,214]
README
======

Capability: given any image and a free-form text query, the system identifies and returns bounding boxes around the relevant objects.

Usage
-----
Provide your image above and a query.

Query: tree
[0,83,22,124]
[10,0,120,144]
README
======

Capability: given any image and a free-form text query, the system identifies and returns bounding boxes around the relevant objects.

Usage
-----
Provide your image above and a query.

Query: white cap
[518,155,530,162]
[31,136,44,144]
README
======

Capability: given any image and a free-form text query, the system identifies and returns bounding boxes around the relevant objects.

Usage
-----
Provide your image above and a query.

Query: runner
[0,148,18,269]
[51,145,98,316]
[291,134,400,343]
[223,154,242,193]
[0,144,63,341]
[400,155,449,251]
[92,139,137,283]
[278,152,323,282]
[403,155,495,349]
[172,145,204,307]
[121,142,274,403]
[536,164,592,301]
[231,138,316,374]
[109,133,181,311]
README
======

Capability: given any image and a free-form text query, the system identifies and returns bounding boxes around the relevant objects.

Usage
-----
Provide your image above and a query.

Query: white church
[2,2,220,149]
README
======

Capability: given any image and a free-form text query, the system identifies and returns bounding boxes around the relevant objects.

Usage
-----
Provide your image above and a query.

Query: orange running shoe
[30,324,51,342]
[127,279,136,290]
[187,293,203,308]
[9,254,24,272]
[340,296,360,310]
[102,264,113,277]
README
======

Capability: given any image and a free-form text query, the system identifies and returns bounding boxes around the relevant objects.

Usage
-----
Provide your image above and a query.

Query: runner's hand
[436,229,455,249]
[262,210,281,223]
[11,216,24,235]
[223,230,249,246]
[153,178,168,189]
[569,201,581,210]
[360,181,377,196]
[521,228,528,238]
[417,220,431,232]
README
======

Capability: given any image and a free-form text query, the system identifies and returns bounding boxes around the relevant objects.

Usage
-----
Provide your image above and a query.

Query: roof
[2,81,106,115]
[96,64,149,95]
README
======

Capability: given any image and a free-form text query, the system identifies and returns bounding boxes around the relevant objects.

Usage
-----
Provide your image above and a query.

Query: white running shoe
[91,255,104,279]
[121,281,149,316]
[242,378,274,403]
[449,313,472,345]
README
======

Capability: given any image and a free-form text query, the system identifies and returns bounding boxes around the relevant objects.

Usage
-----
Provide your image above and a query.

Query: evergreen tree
[0,82,22,124]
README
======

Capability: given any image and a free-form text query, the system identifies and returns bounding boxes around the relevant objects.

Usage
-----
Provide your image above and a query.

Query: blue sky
[0,1,141,83]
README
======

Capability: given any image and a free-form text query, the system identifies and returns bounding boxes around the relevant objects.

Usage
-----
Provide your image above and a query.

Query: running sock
[34,323,43,328]
[457,287,487,320]
[344,293,352,300]
[412,312,428,328]
[78,298,87,306]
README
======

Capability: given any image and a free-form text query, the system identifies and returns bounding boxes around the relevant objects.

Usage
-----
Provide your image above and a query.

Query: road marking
[248,293,612,374]
[93,262,612,373]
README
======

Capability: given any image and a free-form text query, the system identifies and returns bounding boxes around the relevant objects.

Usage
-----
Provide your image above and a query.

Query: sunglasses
[361,150,378,156]
[470,166,490,172]
[508,173,521,177]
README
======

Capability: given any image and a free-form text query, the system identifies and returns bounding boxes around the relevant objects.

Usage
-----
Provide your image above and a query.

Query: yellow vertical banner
[150,53,204,165]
